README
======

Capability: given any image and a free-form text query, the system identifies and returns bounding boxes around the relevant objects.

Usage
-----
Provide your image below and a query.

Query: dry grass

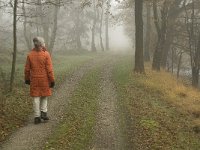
[141,65,200,130]
[114,57,200,149]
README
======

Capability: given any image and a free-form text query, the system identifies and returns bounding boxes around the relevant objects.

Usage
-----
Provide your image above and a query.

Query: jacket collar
[32,47,47,52]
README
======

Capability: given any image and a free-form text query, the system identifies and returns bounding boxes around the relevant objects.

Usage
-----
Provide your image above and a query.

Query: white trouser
[33,97,48,117]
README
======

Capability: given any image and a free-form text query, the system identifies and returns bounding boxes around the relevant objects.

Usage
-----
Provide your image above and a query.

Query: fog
[0,0,198,85]
[109,0,132,51]
[109,26,132,51]
[1,0,200,149]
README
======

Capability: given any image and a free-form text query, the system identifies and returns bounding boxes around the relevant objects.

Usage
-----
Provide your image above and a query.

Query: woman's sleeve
[24,55,31,81]
[46,52,55,82]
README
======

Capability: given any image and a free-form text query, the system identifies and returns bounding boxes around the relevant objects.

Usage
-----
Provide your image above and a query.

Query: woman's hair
[33,37,45,47]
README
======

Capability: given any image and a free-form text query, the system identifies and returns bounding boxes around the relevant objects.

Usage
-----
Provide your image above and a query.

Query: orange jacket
[25,48,55,97]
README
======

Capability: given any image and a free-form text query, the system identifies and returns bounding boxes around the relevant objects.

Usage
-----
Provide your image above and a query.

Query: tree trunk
[171,47,174,73]
[177,52,183,79]
[192,66,199,88]
[91,0,97,52]
[38,0,49,48]
[49,4,59,54]
[144,1,151,62]
[184,1,200,88]
[91,21,97,52]
[76,31,82,50]
[0,1,2,21]
[134,0,145,73]
[22,0,32,50]
[152,0,161,70]
[161,36,171,68]
[100,5,104,51]
[72,9,82,51]
[10,0,18,92]
[192,33,200,87]
[152,39,163,71]
[105,0,110,51]
[152,0,168,71]
[161,28,174,68]
[36,1,40,36]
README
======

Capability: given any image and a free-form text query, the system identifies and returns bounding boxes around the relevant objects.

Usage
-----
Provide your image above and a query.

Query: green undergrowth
[113,57,200,150]
[44,68,101,150]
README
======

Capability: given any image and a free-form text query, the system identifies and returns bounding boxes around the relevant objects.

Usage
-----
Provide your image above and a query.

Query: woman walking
[24,37,55,124]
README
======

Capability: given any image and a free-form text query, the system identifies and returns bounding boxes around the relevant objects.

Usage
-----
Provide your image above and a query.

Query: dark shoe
[41,111,49,121]
[34,117,41,124]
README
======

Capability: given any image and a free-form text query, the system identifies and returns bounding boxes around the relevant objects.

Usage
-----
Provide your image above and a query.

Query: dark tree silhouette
[10,0,18,91]
[134,0,145,73]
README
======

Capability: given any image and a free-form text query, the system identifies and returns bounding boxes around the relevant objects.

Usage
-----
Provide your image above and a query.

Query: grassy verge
[0,53,96,142]
[44,68,101,150]
[113,56,200,149]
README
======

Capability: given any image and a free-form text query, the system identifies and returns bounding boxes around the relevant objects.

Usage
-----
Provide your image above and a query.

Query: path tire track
[91,63,124,150]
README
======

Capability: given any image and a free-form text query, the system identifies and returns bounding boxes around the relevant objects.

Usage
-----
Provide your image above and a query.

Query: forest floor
[0,52,200,150]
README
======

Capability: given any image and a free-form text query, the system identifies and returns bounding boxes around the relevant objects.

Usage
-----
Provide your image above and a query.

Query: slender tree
[134,0,145,73]
[144,1,151,62]
[99,1,104,51]
[105,0,110,51]
[91,0,97,52]
[10,0,18,91]
[152,0,169,71]
[38,0,50,48]
[22,0,32,50]
[184,0,200,87]
[74,10,82,50]
[49,3,59,54]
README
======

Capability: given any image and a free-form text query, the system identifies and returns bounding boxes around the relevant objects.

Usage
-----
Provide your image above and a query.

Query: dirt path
[0,57,107,150]
[91,64,124,150]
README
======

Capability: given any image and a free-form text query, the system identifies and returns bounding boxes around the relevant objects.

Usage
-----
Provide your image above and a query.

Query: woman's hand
[50,82,55,88]
[25,80,30,85]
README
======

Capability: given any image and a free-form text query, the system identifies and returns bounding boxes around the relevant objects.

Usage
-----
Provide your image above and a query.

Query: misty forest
[0,0,200,149]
